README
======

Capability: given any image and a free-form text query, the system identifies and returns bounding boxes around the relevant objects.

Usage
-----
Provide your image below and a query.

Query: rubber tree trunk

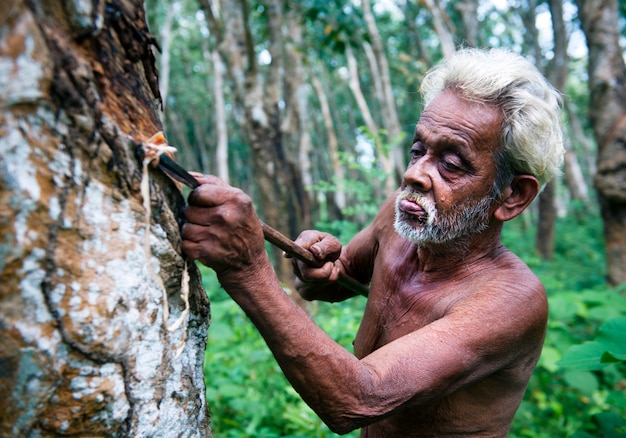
[0,0,211,436]
[200,0,311,290]
[536,0,570,260]
[576,0,626,285]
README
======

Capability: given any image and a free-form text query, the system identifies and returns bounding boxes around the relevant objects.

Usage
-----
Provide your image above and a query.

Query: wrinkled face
[394,89,504,245]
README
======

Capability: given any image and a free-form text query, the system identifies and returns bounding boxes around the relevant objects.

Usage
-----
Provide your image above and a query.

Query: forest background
[143,0,626,436]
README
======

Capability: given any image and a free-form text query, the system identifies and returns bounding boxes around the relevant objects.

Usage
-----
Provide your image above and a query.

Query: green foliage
[504,204,626,438]
[202,267,364,437]
[558,316,626,370]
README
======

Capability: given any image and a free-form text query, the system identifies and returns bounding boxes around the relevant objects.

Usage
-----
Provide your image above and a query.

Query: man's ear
[494,175,540,222]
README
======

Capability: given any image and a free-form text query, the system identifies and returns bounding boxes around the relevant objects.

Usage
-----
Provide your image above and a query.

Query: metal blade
[158,154,200,189]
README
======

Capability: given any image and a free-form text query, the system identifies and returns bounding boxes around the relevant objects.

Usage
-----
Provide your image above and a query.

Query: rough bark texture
[576,0,626,285]
[0,0,211,436]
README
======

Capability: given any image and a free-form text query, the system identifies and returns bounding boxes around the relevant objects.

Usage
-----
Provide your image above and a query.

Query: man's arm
[181,177,545,433]
[291,194,398,302]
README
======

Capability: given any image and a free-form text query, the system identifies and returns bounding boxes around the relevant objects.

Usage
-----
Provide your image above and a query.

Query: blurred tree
[575,0,626,285]
[536,0,571,260]
[361,0,406,180]
[0,0,210,435]
[199,0,311,295]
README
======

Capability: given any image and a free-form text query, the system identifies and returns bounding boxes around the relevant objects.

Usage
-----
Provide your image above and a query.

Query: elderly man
[182,48,564,436]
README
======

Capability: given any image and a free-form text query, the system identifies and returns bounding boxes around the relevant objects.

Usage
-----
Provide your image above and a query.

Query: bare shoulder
[452,246,548,357]
[490,246,546,304]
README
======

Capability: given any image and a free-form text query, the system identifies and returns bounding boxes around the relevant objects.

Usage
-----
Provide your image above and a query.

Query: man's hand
[181,174,267,276]
[289,230,357,302]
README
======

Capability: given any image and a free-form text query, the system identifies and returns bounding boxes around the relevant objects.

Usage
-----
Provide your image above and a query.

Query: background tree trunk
[361,0,405,180]
[576,0,626,285]
[311,68,346,214]
[158,1,175,109]
[0,1,211,436]
[200,0,310,295]
[535,0,570,260]
[421,0,456,57]
[345,44,395,197]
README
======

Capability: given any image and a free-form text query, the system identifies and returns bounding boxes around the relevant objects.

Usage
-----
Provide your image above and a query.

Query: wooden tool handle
[156,157,369,296]
[261,222,369,297]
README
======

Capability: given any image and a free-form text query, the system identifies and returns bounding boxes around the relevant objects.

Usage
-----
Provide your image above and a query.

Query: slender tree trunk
[345,44,395,198]
[0,0,211,436]
[536,182,558,259]
[455,0,479,47]
[576,0,626,285]
[565,99,597,179]
[526,0,569,260]
[282,4,313,226]
[158,1,175,110]
[311,68,346,212]
[404,0,432,65]
[422,0,456,57]
[200,0,309,288]
[564,149,590,203]
[361,0,405,180]
[196,13,228,182]
[211,49,229,182]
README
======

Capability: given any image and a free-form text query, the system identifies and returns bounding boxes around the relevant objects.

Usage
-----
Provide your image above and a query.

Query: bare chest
[352,256,472,358]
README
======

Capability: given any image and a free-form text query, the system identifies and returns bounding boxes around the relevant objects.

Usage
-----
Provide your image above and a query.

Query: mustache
[398,187,424,203]
[396,188,436,224]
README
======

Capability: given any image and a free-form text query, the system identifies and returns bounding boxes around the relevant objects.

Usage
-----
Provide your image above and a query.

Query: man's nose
[402,157,434,192]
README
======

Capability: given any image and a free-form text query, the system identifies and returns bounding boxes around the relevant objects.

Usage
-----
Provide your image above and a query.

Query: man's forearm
[217,260,374,433]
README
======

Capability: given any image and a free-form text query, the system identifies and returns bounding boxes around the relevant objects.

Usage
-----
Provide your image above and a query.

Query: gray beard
[393,188,495,245]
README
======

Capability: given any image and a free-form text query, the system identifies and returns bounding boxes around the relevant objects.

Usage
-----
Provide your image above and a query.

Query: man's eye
[409,142,425,159]
[441,160,461,171]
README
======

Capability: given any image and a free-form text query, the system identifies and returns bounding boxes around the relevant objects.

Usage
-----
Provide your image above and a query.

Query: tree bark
[361,0,405,180]
[345,44,395,198]
[209,48,229,183]
[158,1,175,110]
[0,0,211,436]
[576,0,626,285]
[404,0,432,65]
[311,68,346,213]
[536,0,570,260]
[422,0,456,58]
[455,0,479,47]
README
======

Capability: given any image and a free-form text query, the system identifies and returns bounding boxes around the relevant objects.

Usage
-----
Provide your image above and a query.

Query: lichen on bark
[0,0,211,436]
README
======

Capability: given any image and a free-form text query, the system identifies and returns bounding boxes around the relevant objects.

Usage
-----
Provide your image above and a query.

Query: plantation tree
[198,0,312,293]
[0,0,211,435]
[534,0,570,260]
[575,0,626,285]
[361,0,406,179]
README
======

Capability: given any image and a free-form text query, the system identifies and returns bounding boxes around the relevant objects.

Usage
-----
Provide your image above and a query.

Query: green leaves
[558,317,626,370]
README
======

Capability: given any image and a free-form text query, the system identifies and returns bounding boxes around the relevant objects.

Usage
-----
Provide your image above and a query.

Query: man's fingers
[292,259,335,280]
[188,173,227,186]
[181,240,202,261]
[294,231,341,262]
[186,177,249,209]
[181,222,215,243]
[182,205,215,226]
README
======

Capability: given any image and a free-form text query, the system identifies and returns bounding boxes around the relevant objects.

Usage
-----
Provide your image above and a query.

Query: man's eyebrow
[412,126,423,141]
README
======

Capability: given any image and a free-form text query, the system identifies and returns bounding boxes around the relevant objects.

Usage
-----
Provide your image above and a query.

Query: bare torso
[346,213,547,437]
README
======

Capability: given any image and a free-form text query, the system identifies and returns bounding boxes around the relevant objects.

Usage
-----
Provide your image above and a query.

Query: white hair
[421,48,564,189]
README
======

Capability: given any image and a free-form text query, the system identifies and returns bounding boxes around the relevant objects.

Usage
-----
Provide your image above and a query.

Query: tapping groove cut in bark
[141,131,189,357]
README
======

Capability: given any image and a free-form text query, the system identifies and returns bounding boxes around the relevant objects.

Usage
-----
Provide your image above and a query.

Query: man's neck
[413,224,505,280]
